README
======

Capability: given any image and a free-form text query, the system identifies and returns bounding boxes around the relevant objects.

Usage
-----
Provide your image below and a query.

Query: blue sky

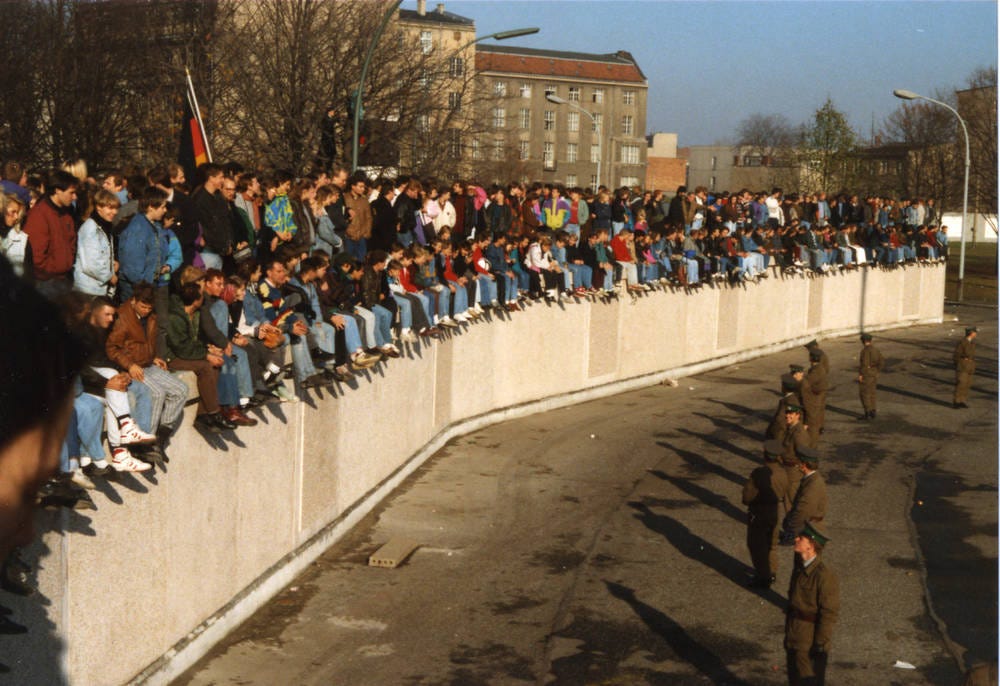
[434,0,998,146]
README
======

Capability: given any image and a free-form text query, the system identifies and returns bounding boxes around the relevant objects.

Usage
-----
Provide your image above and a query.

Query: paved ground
[177,305,997,686]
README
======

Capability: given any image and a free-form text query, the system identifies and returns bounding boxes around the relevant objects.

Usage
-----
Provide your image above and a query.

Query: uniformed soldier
[781,405,810,503]
[780,446,827,543]
[857,333,884,420]
[743,439,790,588]
[805,339,829,375]
[785,521,839,686]
[767,369,804,441]
[801,351,829,447]
[953,326,977,409]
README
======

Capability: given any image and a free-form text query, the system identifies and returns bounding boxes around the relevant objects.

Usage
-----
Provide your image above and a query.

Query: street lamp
[893,88,970,301]
[455,27,538,53]
[547,93,600,189]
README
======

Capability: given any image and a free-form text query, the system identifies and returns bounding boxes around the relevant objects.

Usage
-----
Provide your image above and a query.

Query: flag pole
[185,67,213,162]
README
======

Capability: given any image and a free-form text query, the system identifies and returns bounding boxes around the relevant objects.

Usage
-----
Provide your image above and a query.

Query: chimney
[436,3,445,13]
[417,0,426,15]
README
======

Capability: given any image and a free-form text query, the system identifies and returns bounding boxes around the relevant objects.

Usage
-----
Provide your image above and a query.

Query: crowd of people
[0,158,953,514]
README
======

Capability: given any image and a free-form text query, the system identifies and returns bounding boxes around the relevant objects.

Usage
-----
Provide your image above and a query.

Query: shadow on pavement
[604,581,753,686]
[627,501,784,611]
[654,443,747,487]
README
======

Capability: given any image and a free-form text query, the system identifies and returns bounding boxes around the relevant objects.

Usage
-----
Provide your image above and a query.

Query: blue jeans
[684,258,699,284]
[567,263,593,289]
[612,221,625,236]
[344,237,367,262]
[62,392,105,470]
[446,281,468,316]
[391,294,413,329]
[476,275,498,305]
[397,231,414,248]
[565,223,581,239]
[371,305,394,345]
[289,327,319,382]
[425,287,451,320]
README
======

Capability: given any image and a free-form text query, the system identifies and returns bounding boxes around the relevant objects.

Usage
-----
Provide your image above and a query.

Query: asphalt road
[177,305,997,686]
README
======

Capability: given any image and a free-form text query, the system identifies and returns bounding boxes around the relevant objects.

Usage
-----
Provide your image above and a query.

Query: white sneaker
[69,470,96,490]
[439,317,459,328]
[272,385,298,403]
[119,418,156,445]
[400,330,418,343]
[111,447,152,472]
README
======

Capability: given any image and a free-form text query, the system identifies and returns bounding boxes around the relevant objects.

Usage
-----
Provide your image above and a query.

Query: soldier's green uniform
[781,408,810,504]
[953,327,977,408]
[785,522,839,686]
[782,448,827,539]
[743,440,790,587]
[767,369,803,441]
[857,334,884,419]
[805,339,829,375]
[801,354,829,447]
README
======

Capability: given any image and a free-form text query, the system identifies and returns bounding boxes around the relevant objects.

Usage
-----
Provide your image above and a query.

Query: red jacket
[23,197,77,280]
[609,236,633,263]
[400,265,419,293]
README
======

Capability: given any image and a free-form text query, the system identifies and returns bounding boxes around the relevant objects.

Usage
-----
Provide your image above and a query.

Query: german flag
[178,71,210,180]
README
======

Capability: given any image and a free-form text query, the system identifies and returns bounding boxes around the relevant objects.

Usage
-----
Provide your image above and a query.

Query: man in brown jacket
[106,282,189,439]
[343,172,373,261]
[781,405,811,504]
[743,439,789,588]
[781,446,827,544]
[857,333,884,419]
[801,351,829,446]
[953,326,977,409]
[785,521,839,685]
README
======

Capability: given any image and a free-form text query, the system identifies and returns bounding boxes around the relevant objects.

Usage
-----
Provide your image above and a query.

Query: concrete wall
[12,265,945,686]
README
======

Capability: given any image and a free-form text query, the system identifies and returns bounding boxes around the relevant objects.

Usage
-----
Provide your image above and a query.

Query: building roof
[476,45,646,84]
[398,7,474,27]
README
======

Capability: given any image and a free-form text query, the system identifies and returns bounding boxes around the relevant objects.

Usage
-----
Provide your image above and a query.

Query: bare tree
[959,67,997,216]
[877,97,955,203]
[735,113,797,165]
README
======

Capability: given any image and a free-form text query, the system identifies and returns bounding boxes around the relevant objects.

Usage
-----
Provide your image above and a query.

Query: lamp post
[546,93,600,189]
[893,88,970,301]
[455,27,538,54]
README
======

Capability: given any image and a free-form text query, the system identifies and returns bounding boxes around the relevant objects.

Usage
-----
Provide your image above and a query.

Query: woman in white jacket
[73,189,121,297]
[431,186,455,235]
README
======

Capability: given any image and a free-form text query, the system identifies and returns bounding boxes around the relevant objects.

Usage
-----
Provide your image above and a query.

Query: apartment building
[475,45,648,189]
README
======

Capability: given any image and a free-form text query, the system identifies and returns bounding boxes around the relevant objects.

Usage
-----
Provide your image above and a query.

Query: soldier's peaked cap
[789,364,804,373]
[805,339,819,348]
[801,521,830,546]
[966,326,978,335]
[796,445,820,464]
[860,332,872,341]
[785,403,803,414]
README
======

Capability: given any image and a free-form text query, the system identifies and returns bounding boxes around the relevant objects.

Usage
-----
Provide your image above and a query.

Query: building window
[493,80,507,97]
[623,90,635,105]
[543,110,555,131]
[590,144,600,163]
[621,144,640,164]
[448,92,462,112]
[471,138,481,160]
[592,88,604,104]
[420,30,432,54]
[519,140,530,160]
[567,111,579,133]
[449,57,464,77]
[590,174,598,189]
[493,138,505,161]
[418,115,429,133]
[566,174,577,187]
[711,155,717,170]
[566,143,578,163]
[592,113,603,133]
[418,69,430,89]
[742,155,762,167]
[710,176,716,191]
[543,142,555,170]
[621,115,634,136]
[519,108,530,129]
[492,107,506,129]
[447,129,462,158]
[620,175,639,188]
[545,84,557,97]
[568,86,580,102]
[519,82,531,98]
